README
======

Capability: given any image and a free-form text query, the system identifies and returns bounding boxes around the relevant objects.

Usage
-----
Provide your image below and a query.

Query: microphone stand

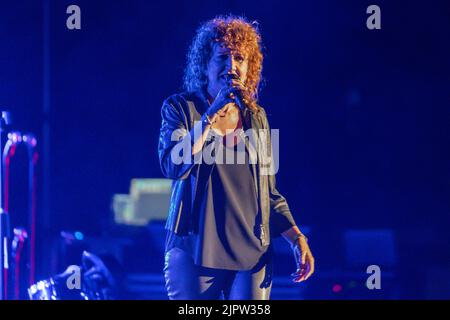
[0,111,11,300]
[23,133,37,287]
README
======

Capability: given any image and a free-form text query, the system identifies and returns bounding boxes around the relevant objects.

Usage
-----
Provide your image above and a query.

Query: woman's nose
[225,55,237,73]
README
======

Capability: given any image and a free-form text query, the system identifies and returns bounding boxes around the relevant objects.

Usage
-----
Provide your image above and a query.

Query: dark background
[1,0,449,299]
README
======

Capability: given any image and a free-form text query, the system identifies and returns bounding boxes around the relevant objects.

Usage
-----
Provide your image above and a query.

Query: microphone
[224,74,246,111]
[234,89,246,111]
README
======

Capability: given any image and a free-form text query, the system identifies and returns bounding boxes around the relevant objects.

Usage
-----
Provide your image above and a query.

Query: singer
[158,15,314,300]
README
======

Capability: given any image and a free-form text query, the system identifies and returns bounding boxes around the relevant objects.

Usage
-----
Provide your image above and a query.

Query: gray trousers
[163,246,273,300]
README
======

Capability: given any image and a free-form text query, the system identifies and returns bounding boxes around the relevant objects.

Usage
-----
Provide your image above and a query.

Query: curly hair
[183,15,263,112]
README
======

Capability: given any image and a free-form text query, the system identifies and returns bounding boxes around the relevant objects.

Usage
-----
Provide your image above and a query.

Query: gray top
[166,130,268,270]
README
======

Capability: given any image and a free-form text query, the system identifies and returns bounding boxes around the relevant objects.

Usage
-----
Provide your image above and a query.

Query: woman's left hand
[291,236,315,283]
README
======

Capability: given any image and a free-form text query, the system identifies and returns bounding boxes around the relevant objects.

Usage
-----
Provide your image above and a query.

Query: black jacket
[158,90,297,246]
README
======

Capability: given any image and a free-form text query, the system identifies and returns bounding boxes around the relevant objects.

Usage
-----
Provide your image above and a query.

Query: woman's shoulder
[161,91,208,124]
[162,91,191,105]
[163,90,205,108]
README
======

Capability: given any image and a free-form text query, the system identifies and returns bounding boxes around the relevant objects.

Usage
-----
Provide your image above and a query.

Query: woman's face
[206,43,249,100]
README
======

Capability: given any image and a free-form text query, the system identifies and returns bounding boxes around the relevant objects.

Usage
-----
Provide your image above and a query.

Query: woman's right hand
[206,86,242,120]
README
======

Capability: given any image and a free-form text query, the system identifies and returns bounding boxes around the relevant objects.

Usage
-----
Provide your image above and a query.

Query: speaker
[112,178,172,226]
